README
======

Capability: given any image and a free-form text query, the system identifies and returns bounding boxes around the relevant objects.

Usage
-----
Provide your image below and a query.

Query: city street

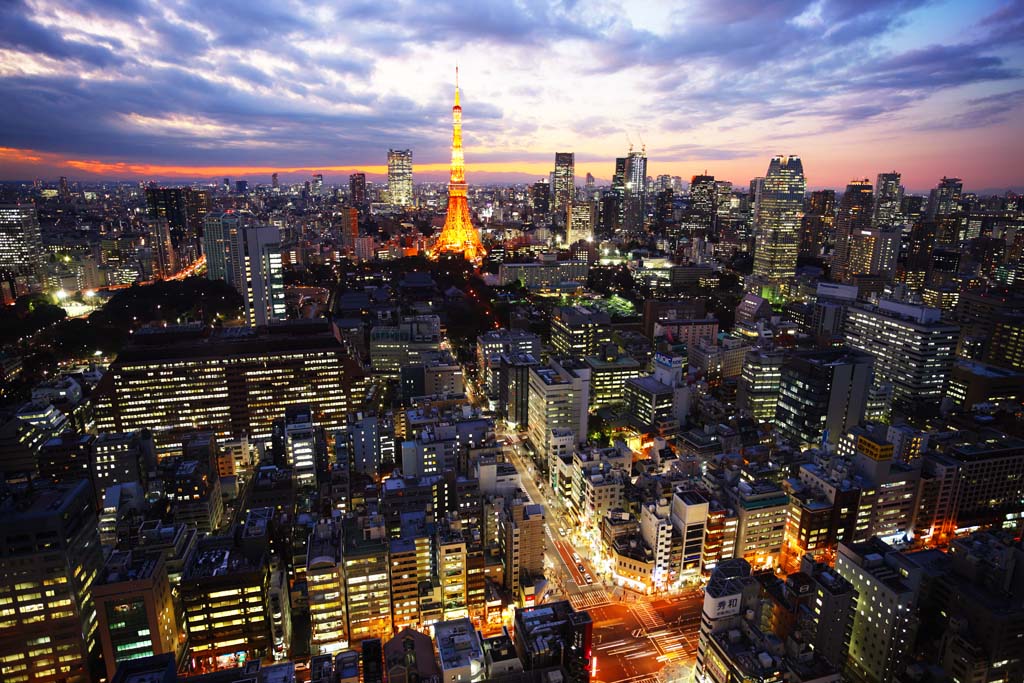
[496,423,703,682]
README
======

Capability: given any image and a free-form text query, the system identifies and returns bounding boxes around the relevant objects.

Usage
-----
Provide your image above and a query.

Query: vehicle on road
[558,528,567,537]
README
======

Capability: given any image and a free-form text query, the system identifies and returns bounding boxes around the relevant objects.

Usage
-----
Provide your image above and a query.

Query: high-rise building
[430,70,485,262]
[93,550,179,680]
[832,179,874,283]
[271,172,279,189]
[623,147,648,234]
[342,516,392,643]
[0,480,104,683]
[307,522,348,653]
[926,176,962,219]
[775,348,873,448]
[844,300,959,415]
[835,538,921,683]
[312,173,324,196]
[846,224,900,281]
[180,536,271,668]
[203,211,248,284]
[752,155,806,285]
[526,361,590,457]
[800,189,836,258]
[552,152,575,221]
[529,182,550,215]
[387,149,414,207]
[501,497,545,595]
[282,405,317,486]
[234,225,286,328]
[694,558,761,683]
[0,204,44,279]
[94,323,366,452]
[689,174,717,229]
[737,348,785,421]
[349,173,367,208]
[550,306,613,357]
[873,171,903,227]
[567,202,595,244]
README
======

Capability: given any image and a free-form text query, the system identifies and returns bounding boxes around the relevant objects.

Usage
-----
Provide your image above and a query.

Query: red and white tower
[429,68,485,263]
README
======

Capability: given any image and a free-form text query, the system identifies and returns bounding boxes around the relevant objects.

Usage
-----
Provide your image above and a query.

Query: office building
[835,539,921,683]
[926,176,962,219]
[550,306,613,357]
[501,498,545,595]
[90,431,145,506]
[873,171,902,227]
[180,536,271,668]
[282,405,317,487]
[238,226,285,327]
[497,258,588,289]
[568,202,595,244]
[846,224,900,281]
[753,155,806,286]
[350,173,367,208]
[0,480,104,683]
[737,348,785,421]
[621,147,648,234]
[695,559,761,683]
[387,149,414,207]
[307,522,347,654]
[342,515,391,643]
[844,300,959,415]
[775,348,873,448]
[513,601,592,683]
[93,550,179,680]
[624,375,675,432]
[526,361,590,456]
[0,204,44,279]
[203,211,248,284]
[799,189,835,258]
[584,352,643,409]
[552,153,575,221]
[832,179,874,283]
[95,323,365,452]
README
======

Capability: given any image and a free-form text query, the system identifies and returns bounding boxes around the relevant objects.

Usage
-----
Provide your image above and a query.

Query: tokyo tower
[429,68,486,263]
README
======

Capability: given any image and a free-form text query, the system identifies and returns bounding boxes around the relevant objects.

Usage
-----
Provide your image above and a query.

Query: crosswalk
[631,601,667,631]
[570,585,611,610]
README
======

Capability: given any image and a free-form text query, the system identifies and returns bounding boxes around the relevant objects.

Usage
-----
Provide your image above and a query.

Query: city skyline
[1,0,1023,191]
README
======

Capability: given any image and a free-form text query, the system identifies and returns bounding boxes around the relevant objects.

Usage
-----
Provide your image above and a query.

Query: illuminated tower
[753,155,805,284]
[430,69,485,263]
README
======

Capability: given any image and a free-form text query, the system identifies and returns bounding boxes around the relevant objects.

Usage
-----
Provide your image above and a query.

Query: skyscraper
[832,179,874,283]
[387,149,414,207]
[623,147,648,233]
[752,155,805,286]
[926,176,962,219]
[0,480,104,683]
[689,174,716,230]
[430,69,485,262]
[552,152,575,221]
[567,202,595,244]
[203,211,248,285]
[775,348,873,448]
[312,173,324,196]
[844,300,959,415]
[873,171,903,227]
[349,173,367,208]
[236,226,286,328]
[0,203,44,279]
[799,189,835,258]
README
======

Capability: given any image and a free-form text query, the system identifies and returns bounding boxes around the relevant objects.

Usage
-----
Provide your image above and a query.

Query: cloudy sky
[1,0,1022,191]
